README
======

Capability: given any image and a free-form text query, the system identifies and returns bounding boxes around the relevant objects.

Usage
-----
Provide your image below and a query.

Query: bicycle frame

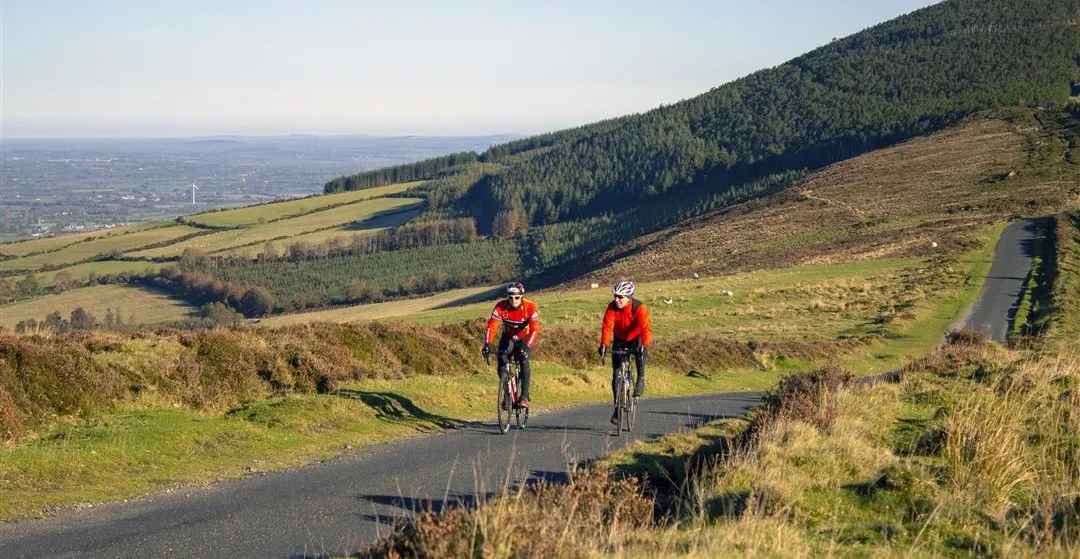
[608,348,637,434]
[489,349,528,433]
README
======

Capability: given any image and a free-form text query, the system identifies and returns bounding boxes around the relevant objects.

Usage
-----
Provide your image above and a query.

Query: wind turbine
[191,181,199,205]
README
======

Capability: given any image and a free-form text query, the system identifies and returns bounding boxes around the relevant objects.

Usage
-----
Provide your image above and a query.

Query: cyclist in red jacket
[598,281,652,425]
[482,281,540,409]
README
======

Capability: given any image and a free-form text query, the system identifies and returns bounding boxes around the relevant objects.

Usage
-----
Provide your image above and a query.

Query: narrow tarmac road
[0,393,761,558]
[0,220,1038,558]
[959,219,1038,340]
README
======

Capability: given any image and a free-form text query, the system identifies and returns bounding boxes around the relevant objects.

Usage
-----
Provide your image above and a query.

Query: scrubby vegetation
[0,319,873,444]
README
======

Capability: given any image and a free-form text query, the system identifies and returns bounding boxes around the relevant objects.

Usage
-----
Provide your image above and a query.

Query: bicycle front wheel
[614,378,626,435]
[497,376,511,434]
[621,379,634,433]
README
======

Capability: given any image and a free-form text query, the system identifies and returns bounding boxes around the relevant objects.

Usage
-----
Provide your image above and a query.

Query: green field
[183,182,419,228]
[129,198,423,258]
[0,222,161,258]
[0,225,203,272]
[214,204,423,259]
[0,284,196,329]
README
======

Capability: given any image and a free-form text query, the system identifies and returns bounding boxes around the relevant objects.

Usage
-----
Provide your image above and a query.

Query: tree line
[323,151,480,193]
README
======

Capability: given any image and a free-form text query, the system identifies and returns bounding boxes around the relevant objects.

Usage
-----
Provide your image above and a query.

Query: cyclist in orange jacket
[598,281,652,424]
[482,281,540,409]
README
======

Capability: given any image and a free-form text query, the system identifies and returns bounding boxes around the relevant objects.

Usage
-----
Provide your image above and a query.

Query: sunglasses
[508,295,523,300]
[613,295,628,301]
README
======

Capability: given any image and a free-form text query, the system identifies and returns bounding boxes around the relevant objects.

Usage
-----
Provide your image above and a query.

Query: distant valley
[0,134,516,240]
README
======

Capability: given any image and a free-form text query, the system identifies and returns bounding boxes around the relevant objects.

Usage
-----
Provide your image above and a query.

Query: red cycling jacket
[600,298,652,347]
[486,299,540,346]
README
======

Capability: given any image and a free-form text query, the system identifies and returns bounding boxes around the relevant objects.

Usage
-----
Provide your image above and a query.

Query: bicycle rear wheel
[497,375,511,434]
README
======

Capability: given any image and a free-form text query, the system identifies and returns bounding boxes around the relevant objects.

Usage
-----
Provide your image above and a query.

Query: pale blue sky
[3,0,940,138]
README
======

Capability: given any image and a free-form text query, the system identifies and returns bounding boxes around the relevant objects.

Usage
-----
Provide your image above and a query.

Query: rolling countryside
[2,0,1080,556]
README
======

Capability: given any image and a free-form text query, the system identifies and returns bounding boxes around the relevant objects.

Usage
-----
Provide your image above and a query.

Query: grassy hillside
[595,108,1080,282]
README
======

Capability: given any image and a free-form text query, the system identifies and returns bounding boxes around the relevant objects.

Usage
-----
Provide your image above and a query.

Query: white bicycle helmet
[506,281,526,296]
[612,281,635,298]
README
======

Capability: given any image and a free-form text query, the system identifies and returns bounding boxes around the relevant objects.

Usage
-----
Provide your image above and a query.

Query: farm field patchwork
[0,225,204,272]
[0,222,162,258]
[128,198,423,258]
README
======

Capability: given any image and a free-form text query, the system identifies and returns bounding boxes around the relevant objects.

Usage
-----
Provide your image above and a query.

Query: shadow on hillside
[343,205,423,231]
[331,389,465,432]
[428,285,504,309]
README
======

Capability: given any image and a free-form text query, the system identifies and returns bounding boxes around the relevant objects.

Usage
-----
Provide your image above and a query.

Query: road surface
[958,219,1038,340]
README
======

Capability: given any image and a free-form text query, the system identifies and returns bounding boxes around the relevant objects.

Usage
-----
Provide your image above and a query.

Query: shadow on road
[331,389,465,432]
[645,410,748,430]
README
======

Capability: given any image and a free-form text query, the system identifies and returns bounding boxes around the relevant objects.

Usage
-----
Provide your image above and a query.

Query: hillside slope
[592,108,1080,283]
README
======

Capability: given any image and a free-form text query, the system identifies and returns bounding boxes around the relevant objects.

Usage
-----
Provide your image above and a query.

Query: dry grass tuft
[357,465,656,558]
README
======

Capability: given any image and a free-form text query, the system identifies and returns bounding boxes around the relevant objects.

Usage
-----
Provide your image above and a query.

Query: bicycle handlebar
[602,347,637,366]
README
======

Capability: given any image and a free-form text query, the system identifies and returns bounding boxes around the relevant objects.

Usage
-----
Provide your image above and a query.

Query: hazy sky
[3,0,940,138]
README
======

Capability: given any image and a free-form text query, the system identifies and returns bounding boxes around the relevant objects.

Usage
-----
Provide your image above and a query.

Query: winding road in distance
[0,220,1036,559]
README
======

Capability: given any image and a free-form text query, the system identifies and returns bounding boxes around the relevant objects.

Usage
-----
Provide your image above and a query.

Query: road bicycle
[487,351,529,433]
[605,348,637,435]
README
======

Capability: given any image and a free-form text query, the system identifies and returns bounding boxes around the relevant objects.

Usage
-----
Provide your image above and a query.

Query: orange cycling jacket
[600,298,652,347]
[486,299,540,346]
